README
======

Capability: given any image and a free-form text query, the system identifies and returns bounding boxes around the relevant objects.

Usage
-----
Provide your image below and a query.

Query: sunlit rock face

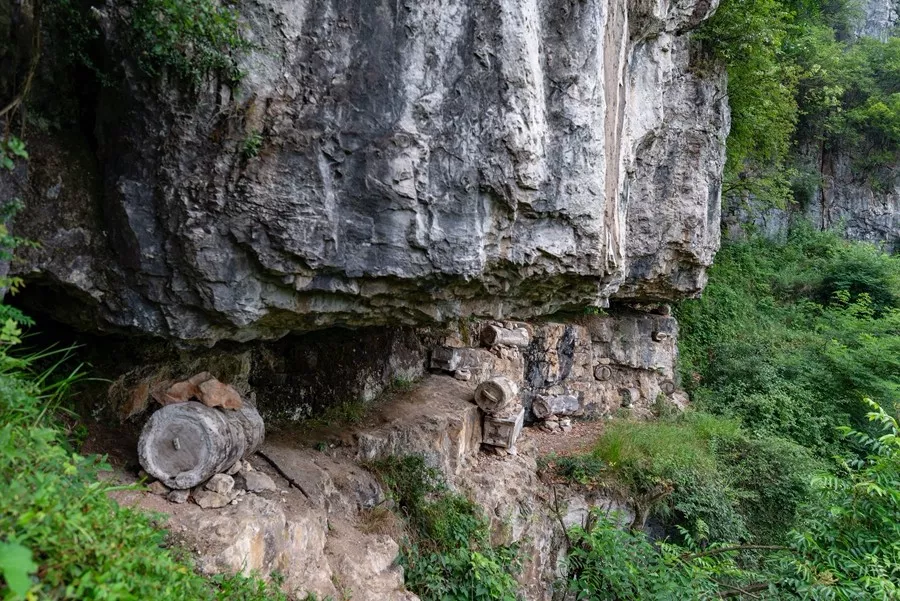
[16,0,727,343]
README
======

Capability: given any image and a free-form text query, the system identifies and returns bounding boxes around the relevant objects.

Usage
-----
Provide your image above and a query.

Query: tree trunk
[480,324,531,347]
[532,394,581,419]
[474,376,519,415]
[138,401,265,489]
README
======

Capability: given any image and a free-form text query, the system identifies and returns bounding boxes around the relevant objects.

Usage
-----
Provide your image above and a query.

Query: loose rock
[198,378,243,410]
[205,473,235,496]
[148,480,170,496]
[167,489,190,504]
[244,471,277,493]
[453,368,471,381]
[194,489,230,509]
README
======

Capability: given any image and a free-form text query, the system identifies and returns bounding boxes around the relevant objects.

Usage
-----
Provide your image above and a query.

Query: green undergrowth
[551,228,900,599]
[678,225,900,454]
[46,0,253,87]
[559,403,900,600]
[547,412,816,544]
[368,455,520,601]
[0,323,286,600]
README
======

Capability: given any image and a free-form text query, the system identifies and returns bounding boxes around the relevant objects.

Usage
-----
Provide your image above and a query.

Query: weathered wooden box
[430,346,460,372]
[483,407,525,449]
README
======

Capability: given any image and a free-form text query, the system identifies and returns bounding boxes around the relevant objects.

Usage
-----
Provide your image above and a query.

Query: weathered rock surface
[15,0,727,343]
[724,3,899,252]
[855,0,899,40]
[356,376,483,475]
[437,313,682,419]
[724,146,900,253]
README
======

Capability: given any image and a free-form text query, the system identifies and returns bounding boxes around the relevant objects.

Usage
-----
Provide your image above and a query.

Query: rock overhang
[12,0,728,344]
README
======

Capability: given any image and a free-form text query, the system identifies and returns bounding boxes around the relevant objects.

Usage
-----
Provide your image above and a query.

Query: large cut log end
[473,376,519,415]
[138,401,264,489]
[532,394,581,419]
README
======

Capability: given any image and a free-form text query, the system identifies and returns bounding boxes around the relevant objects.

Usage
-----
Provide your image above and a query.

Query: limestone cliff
[723,0,899,252]
[11,0,727,343]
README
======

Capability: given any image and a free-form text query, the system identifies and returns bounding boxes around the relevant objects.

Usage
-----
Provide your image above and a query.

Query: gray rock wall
[14,0,727,344]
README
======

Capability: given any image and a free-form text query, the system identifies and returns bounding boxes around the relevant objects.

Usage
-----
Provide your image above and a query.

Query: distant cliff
[724,0,899,252]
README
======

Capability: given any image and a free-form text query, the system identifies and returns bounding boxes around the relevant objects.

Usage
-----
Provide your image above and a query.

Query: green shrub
[678,227,900,454]
[0,322,285,600]
[551,413,817,544]
[127,0,253,84]
[369,456,520,601]
[45,0,253,86]
[564,511,770,600]
[785,400,900,600]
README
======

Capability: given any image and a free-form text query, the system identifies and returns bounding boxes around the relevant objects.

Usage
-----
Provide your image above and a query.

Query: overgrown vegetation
[552,228,900,598]
[697,0,900,204]
[561,400,900,599]
[0,322,288,599]
[45,0,252,86]
[369,455,520,601]
[679,226,900,451]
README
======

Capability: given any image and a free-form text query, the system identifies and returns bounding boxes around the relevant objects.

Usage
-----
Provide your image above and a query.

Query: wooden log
[619,387,640,407]
[594,365,613,381]
[473,376,519,415]
[430,346,460,371]
[138,401,265,490]
[480,324,531,348]
[532,394,581,419]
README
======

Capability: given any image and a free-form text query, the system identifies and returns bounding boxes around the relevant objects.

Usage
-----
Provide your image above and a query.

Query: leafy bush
[369,455,520,601]
[678,227,900,454]
[786,400,900,600]
[45,0,252,86]
[562,402,900,600]
[564,511,771,600]
[697,0,900,204]
[551,413,816,544]
[0,322,285,600]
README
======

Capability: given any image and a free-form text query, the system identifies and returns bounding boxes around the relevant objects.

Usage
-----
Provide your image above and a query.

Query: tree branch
[682,544,789,560]
[717,582,772,598]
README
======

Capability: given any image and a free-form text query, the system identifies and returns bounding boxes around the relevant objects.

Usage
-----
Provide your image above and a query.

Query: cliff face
[724,144,900,252]
[15,0,727,343]
[724,0,899,252]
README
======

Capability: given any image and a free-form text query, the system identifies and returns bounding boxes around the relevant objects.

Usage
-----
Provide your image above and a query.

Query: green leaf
[0,541,38,597]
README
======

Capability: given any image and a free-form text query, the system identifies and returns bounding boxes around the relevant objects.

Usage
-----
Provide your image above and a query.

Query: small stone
[244,471,276,492]
[559,417,572,427]
[226,460,243,475]
[205,473,235,496]
[148,480,170,496]
[167,489,190,504]
[230,499,239,505]
[453,368,471,381]
[240,462,254,473]
[561,424,573,434]
[193,489,229,509]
